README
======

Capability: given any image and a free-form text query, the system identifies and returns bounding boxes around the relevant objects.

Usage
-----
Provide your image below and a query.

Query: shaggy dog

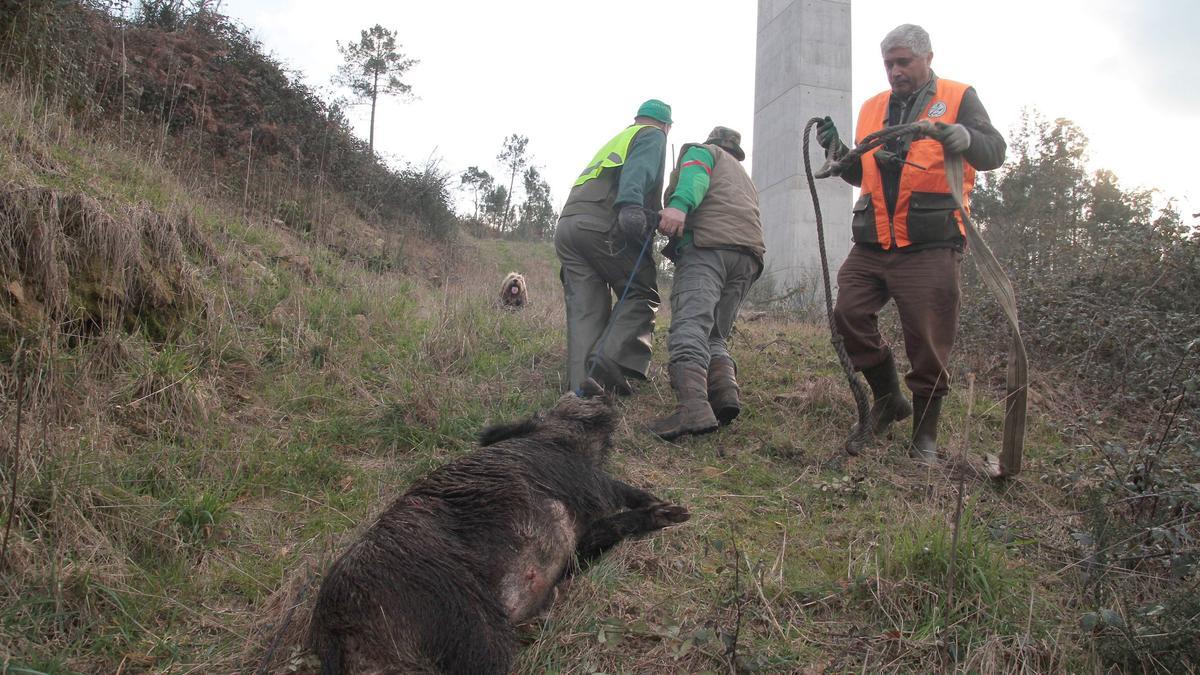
[308,380,688,674]
[499,271,528,309]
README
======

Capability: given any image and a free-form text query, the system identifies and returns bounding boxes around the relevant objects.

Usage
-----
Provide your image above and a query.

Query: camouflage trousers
[666,246,761,371]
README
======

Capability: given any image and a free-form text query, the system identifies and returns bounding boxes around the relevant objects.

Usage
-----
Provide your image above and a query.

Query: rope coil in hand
[801,118,873,451]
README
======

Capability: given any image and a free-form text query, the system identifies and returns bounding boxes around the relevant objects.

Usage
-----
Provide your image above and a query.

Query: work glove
[617,204,650,242]
[816,116,840,150]
[932,122,971,153]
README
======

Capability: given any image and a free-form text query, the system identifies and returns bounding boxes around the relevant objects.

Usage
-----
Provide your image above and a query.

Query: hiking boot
[845,353,913,455]
[707,355,741,425]
[910,395,944,465]
[648,362,719,441]
[586,353,634,396]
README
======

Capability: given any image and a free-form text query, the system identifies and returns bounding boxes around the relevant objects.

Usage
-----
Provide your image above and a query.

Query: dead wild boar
[308,379,689,674]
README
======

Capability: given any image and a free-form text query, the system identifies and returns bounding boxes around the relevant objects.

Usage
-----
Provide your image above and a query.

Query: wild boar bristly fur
[309,384,689,675]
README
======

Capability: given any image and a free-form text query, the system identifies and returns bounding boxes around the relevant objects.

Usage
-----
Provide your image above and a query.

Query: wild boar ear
[478,416,540,446]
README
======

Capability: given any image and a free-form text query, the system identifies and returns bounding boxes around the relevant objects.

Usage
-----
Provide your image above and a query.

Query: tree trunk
[369,70,379,155]
[505,168,516,230]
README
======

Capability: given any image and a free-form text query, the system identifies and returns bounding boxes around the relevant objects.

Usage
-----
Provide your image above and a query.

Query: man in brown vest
[648,127,764,440]
[815,24,1006,463]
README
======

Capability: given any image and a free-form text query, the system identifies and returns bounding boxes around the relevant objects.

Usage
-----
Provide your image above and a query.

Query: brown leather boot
[648,362,719,441]
[845,352,913,454]
[707,355,741,425]
[910,395,943,465]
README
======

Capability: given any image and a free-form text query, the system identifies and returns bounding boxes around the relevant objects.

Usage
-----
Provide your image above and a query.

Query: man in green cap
[555,99,672,394]
[648,126,764,440]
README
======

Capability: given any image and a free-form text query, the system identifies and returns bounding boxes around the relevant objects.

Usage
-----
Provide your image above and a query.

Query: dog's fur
[308,381,688,674]
[499,271,528,309]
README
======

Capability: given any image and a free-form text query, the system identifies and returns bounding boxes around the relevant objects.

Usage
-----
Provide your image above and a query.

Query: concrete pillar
[752,0,853,303]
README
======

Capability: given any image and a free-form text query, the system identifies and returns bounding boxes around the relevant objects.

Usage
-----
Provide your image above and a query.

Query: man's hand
[617,205,648,242]
[932,122,971,153]
[816,116,840,151]
[912,119,936,138]
[658,207,686,237]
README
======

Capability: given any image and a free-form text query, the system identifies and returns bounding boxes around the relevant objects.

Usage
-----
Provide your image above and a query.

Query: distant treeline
[961,111,1199,409]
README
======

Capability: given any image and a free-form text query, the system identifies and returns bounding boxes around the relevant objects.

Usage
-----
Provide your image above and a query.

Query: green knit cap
[636,99,672,125]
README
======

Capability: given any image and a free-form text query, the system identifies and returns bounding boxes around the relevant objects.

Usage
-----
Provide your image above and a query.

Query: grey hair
[880,24,931,57]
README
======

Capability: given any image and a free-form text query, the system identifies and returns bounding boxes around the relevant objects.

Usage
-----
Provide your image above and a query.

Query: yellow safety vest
[573,124,654,187]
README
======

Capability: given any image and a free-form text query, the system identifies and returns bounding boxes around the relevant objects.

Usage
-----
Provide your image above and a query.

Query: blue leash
[575,230,657,397]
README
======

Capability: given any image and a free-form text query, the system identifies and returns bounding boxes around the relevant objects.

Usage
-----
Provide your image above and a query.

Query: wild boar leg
[608,478,661,509]
[575,503,690,563]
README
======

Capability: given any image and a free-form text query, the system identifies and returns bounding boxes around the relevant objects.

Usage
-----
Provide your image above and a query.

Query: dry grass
[2,78,1195,675]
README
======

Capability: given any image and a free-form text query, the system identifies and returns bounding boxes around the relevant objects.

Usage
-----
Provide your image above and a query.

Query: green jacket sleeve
[614,127,667,209]
[667,146,715,213]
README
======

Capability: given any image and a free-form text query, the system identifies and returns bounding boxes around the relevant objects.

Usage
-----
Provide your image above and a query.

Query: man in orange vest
[815,24,1007,463]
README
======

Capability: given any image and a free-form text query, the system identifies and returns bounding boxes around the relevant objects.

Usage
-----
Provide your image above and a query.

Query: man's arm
[667,146,715,213]
[840,86,1005,186]
[816,117,863,187]
[839,155,864,187]
[958,87,1006,171]
[614,127,667,208]
[658,145,714,237]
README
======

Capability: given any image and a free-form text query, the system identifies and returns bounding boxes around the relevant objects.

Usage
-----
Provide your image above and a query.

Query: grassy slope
[1,87,1095,675]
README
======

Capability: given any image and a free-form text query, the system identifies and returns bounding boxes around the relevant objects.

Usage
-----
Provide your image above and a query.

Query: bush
[0,0,458,237]
[960,112,1199,417]
[1048,423,1200,671]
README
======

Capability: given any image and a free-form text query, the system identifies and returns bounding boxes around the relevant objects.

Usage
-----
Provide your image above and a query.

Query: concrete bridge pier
[752,0,853,304]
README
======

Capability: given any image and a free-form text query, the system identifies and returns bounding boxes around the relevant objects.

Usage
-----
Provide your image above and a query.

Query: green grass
[3,81,1187,675]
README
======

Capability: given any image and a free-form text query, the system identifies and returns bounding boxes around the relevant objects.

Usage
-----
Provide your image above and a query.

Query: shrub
[0,0,458,238]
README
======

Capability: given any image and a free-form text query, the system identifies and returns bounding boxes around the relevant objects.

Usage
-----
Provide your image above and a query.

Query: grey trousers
[555,216,659,391]
[667,246,761,370]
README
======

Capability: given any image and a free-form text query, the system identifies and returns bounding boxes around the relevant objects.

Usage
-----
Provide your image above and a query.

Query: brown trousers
[832,245,962,398]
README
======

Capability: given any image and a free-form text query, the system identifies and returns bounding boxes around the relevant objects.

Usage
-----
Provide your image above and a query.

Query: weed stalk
[945,373,975,621]
[1,339,24,568]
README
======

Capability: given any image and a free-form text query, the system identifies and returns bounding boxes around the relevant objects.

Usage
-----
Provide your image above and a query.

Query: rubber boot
[910,395,943,465]
[707,355,741,425]
[586,352,634,396]
[844,353,913,454]
[648,362,719,441]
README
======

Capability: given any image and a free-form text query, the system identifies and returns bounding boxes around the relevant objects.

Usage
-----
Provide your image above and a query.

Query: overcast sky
[218,0,1197,222]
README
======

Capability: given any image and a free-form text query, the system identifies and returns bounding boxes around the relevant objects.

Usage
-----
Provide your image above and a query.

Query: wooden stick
[1,340,25,568]
[945,373,975,619]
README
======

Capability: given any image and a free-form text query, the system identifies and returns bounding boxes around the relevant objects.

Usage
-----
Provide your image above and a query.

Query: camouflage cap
[636,99,673,125]
[705,126,745,161]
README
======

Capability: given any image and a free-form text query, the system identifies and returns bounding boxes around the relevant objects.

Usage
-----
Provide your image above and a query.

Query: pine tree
[335,25,417,155]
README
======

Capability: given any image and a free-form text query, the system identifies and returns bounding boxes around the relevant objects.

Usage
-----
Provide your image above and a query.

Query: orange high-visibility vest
[855,78,975,249]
